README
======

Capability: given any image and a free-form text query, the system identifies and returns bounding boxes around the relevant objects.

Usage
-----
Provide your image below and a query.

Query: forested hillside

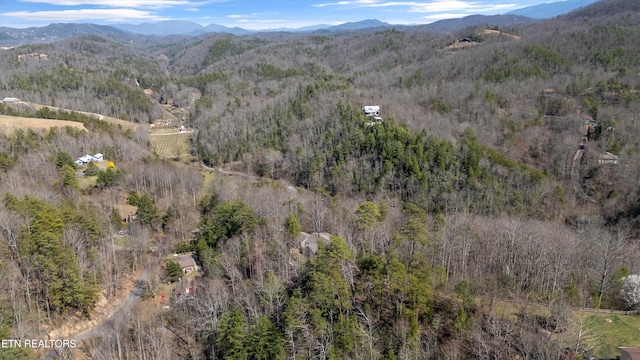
[0,0,639,358]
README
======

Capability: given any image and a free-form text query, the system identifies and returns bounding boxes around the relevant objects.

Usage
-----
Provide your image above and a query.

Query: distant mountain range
[506,0,599,18]
[112,20,254,37]
[0,0,603,45]
[411,14,537,34]
[108,19,395,37]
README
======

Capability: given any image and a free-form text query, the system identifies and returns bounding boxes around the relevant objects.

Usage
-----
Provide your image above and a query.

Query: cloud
[407,1,517,13]
[1,8,166,21]
[15,0,219,9]
[227,11,281,20]
[314,0,517,14]
[421,12,469,20]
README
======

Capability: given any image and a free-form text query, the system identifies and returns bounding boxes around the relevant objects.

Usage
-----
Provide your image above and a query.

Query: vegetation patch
[582,313,640,359]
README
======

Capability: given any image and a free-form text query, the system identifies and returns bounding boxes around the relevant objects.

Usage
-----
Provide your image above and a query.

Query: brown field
[479,29,521,40]
[27,102,141,131]
[0,114,87,134]
[148,130,193,158]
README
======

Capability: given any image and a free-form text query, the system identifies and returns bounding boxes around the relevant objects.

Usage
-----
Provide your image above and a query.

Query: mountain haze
[507,0,599,18]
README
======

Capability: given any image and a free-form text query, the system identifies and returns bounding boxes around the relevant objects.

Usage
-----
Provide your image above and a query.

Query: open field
[487,299,640,358]
[582,313,640,358]
[0,114,87,133]
[27,103,142,131]
[149,130,193,158]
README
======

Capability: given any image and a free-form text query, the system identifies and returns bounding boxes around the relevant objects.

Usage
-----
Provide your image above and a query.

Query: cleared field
[583,313,640,358]
[0,114,87,133]
[149,131,193,158]
[28,103,140,131]
[488,299,640,359]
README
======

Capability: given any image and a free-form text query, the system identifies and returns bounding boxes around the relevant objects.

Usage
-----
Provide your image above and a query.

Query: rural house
[75,153,104,166]
[296,232,332,255]
[362,105,383,123]
[173,254,197,274]
[620,347,640,360]
[289,232,333,268]
[598,151,619,165]
[362,105,381,117]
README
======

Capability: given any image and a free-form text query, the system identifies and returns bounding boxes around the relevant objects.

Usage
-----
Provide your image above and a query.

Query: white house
[2,97,19,103]
[75,153,105,166]
[362,105,380,117]
[77,154,96,165]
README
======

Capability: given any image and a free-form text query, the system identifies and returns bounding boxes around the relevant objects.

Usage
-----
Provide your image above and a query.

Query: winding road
[40,270,150,359]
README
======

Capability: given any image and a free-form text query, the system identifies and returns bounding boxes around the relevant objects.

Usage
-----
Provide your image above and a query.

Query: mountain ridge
[506,0,599,18]
[0,0,607,45]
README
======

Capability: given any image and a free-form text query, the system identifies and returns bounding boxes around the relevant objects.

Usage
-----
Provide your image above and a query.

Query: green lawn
[582,313,640,358]
[487,300,640,359]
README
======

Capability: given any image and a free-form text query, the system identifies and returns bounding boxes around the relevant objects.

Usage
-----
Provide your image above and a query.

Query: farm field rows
[149,131,193,158]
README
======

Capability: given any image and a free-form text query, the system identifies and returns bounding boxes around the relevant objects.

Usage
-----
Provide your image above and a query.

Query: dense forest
[0,0,640,358]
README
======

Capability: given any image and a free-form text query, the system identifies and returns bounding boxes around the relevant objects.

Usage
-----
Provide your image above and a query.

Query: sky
[0,0,559,30]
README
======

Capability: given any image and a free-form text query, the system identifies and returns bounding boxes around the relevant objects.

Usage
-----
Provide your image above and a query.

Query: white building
[75,153,104,166]
[362,105,380,117]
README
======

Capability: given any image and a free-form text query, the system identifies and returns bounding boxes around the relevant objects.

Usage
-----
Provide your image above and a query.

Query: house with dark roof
[173,253,197,274]
[296,232,332,255]
[620,347,640,360]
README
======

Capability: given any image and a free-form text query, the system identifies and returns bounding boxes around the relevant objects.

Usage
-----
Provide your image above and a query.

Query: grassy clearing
[0,114,87,133]
[581,313,640,358]
[78,175,97,189]
[487,299,640,358]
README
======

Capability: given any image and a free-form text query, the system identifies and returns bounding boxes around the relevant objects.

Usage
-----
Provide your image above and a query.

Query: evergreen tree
[247,316,284,360]
[136,194,161,231]
[4,195,98,316]
[165,260,182,282]
[95,168,124,188]
[216,308,248,360]
[54,151,75,170]
[284,212,301,238]
[60,164,78,189]
[85,161,99,176]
